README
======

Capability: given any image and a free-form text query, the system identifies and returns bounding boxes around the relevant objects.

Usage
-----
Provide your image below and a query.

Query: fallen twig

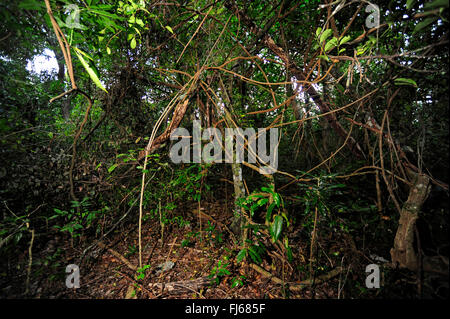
[249,263,343,292]
[148,276,210,295]
[97,241,137,271]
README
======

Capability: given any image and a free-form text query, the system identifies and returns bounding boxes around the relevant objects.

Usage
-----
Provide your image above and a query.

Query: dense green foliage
[0,0,448,299]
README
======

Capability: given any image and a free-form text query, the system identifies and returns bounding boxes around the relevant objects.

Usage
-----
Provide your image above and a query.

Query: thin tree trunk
[390,171,430,270]
[54,49,72,120]
[230,162,246,240]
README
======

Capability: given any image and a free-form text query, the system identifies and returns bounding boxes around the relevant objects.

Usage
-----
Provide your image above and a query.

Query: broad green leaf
[106,47,111,55]
[270,215,283,242]
[318,55,330,62]
[316,27,322,38]
[319,29,333,44]
[135,18,145,27]
[324,37,338,52]
[130,37,136,49]
[74,48,107,92]
[339,35,351,45]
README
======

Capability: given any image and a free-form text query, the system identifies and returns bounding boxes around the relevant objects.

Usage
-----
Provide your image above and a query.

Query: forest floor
[1,200,440,299]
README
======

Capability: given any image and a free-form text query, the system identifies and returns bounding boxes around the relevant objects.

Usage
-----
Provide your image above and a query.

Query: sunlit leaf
[108,163,118,173]
[319,29,332,44]
[324,37,338,52]
[166,26,174,34]
[318,55,330,61]
[315,27,322,38]
[339,35,351,45]
[74,47,107,92]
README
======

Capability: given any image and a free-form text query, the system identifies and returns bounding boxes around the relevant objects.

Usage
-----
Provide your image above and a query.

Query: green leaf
[324,37,338,52]
[89,9,123,20]
[130,37,137,49]
[106,47,111,55]
[356,46,366,55]
[270,215,283,242]
[424,0,449,9]
[318,55,330,62]
[266,202,276,221]
[135,18,145,27]
[286,246,293,263]
[257,198,269,206]
[74,47,94,61]
[406,0,417,9]
[248,247,262,264]
[413,16,438,33]
[108,163,118,173]
[281,211,289,227]
[19,0,44,10]
[165,26,174,34]
[236,249,246,263]
[315,27,322,38]
[273,193,281,206]
[339,35,352,45]
[394,77,418,87]
[74,48,107,92]
[319,29,333,44]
